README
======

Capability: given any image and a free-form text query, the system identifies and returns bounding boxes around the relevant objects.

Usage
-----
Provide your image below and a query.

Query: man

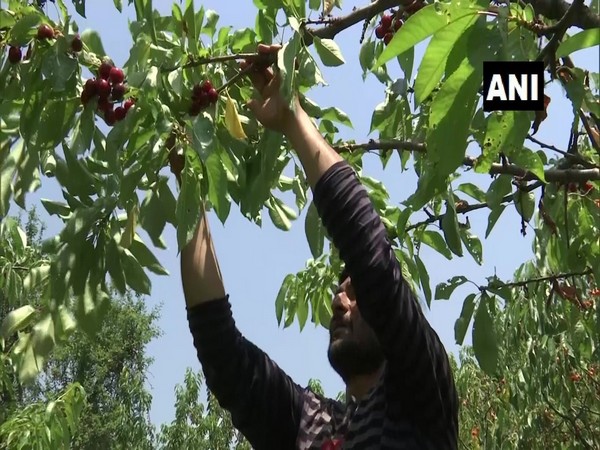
[180,44,458,449]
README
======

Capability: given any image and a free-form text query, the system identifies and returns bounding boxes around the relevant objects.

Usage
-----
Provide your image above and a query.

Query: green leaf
[472,294,498,374]
[267,197,293,231]
[457,182,485,202]
[557,28,600,57]
[81,29,106,57]
[460,228,483,264]
[113,0,123,12]
[1,305,36,339]
[9,13,42,46]
[414,13,479,104]
[314,37,345,67]
[122,248,151,295]
[513,148,546,182]
[275,274,295,325]
[106,238,127,294]
[485,204,506,238]
[427,33,485,179]
[454,293,476,344]
[441,201,463,257]
[70,106,96,155]
[129,236,169,275]
[420,230,453,260]
[320,107,353,128]
[176,167,202,250]
[205,150,230,224]
[396,207,413,239]
[415,255,432,306]
[375,5,447,68]
[1,142,24,217]
[477,111,531,174]
[435,276,468,300]
[202,10,220,38]
[485,174,512,209]
[278,34,300,109]
[305,202,325,258]
[513,190,536,223]
[191,114,215,161]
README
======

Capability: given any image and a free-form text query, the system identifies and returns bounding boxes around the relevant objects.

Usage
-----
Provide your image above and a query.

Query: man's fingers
[257,43,282,54]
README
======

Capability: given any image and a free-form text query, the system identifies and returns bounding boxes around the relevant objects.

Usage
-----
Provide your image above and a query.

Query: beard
[327,328,385,383]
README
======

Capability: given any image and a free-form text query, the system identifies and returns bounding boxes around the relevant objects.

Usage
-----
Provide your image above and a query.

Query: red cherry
[201,80,213,92]
[97,97,112,113]
[384,32,394,45]
[8,46,22,64]
[105,108,116,126]
[192,84,204,99]
[375,25,386,39]
[98,61,113,80]
[84,78,97,95]
[71,35,83,52]
[96,78,111,99]
[207,88,219,104]
[114,106,127,121]
[80,90,92,105]
[111,83,126,101]
[37,24,55,40]
[394,19,404,31]
[381,14,393,30]
[567,182,578,193]
[109,67,125,84]
[189,102,202,116]
[123,98,135,112]
[581,181,594,194]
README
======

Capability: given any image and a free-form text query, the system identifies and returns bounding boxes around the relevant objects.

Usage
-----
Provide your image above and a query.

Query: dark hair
[338,266,349,285]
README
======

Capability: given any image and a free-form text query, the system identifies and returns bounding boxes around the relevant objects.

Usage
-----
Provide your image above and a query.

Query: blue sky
[12,0,599,429]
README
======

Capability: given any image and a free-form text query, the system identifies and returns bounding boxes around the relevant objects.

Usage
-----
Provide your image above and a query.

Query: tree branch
[404,181,544,232]
[485,268,592,290]
[303,0,405,45]
[333,139,600,182]
[536,0,586,64]
[520,0,600,30]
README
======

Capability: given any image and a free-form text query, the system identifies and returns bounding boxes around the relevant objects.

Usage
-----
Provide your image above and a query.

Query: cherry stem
[162,52,267,72]
[216,63,258,93]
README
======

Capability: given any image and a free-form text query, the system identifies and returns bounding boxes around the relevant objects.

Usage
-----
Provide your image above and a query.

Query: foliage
[157,368,251,450]
[1,0,599,447]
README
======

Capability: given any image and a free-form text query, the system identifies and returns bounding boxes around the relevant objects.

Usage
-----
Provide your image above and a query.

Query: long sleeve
[312,161,458,441]
[187,297,304,449]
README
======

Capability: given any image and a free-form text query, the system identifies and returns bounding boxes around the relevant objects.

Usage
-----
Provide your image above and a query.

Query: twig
[303,0,405,46]
[161,52,268,73]
[521,0,600,30]
[404,181,543,233]
[579,108,600,154]
[216,63,257,93]
[333,139,600,183]
[485,268,592,290]
[536,0,586,65]
[526,134,597,168]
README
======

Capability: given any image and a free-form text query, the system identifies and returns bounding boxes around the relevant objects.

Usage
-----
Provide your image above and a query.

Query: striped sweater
[187,161,458,449]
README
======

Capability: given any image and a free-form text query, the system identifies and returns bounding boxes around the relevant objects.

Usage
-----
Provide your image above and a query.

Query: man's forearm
[181,204,226,307]
[283,105,344,189]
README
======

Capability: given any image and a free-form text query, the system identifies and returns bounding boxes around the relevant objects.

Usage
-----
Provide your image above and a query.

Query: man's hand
[242,44,301,135]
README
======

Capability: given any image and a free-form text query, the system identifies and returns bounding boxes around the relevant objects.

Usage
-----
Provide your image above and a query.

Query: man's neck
[345,365,385,402]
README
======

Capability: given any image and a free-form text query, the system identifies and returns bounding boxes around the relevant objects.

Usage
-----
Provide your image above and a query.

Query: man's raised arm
[180,203,303,449]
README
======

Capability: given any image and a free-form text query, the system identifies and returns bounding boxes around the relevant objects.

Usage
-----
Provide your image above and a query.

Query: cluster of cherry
[80,61,135,126]
[374,1,426,45]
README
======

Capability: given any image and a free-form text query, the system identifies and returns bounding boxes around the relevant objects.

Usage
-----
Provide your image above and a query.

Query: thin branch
[485,268,592,290]
[404,181,544,232]
[579,108,600,154]
[216,63,256,93]
[161,52,270,73]
[520,0,600,30]
[303,0,405,46]
[536,0,586,64]
[526,134,597,168]
[333,139,600,182]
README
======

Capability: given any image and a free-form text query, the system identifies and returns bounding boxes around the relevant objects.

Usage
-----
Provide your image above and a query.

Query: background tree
[1,0,598,448]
